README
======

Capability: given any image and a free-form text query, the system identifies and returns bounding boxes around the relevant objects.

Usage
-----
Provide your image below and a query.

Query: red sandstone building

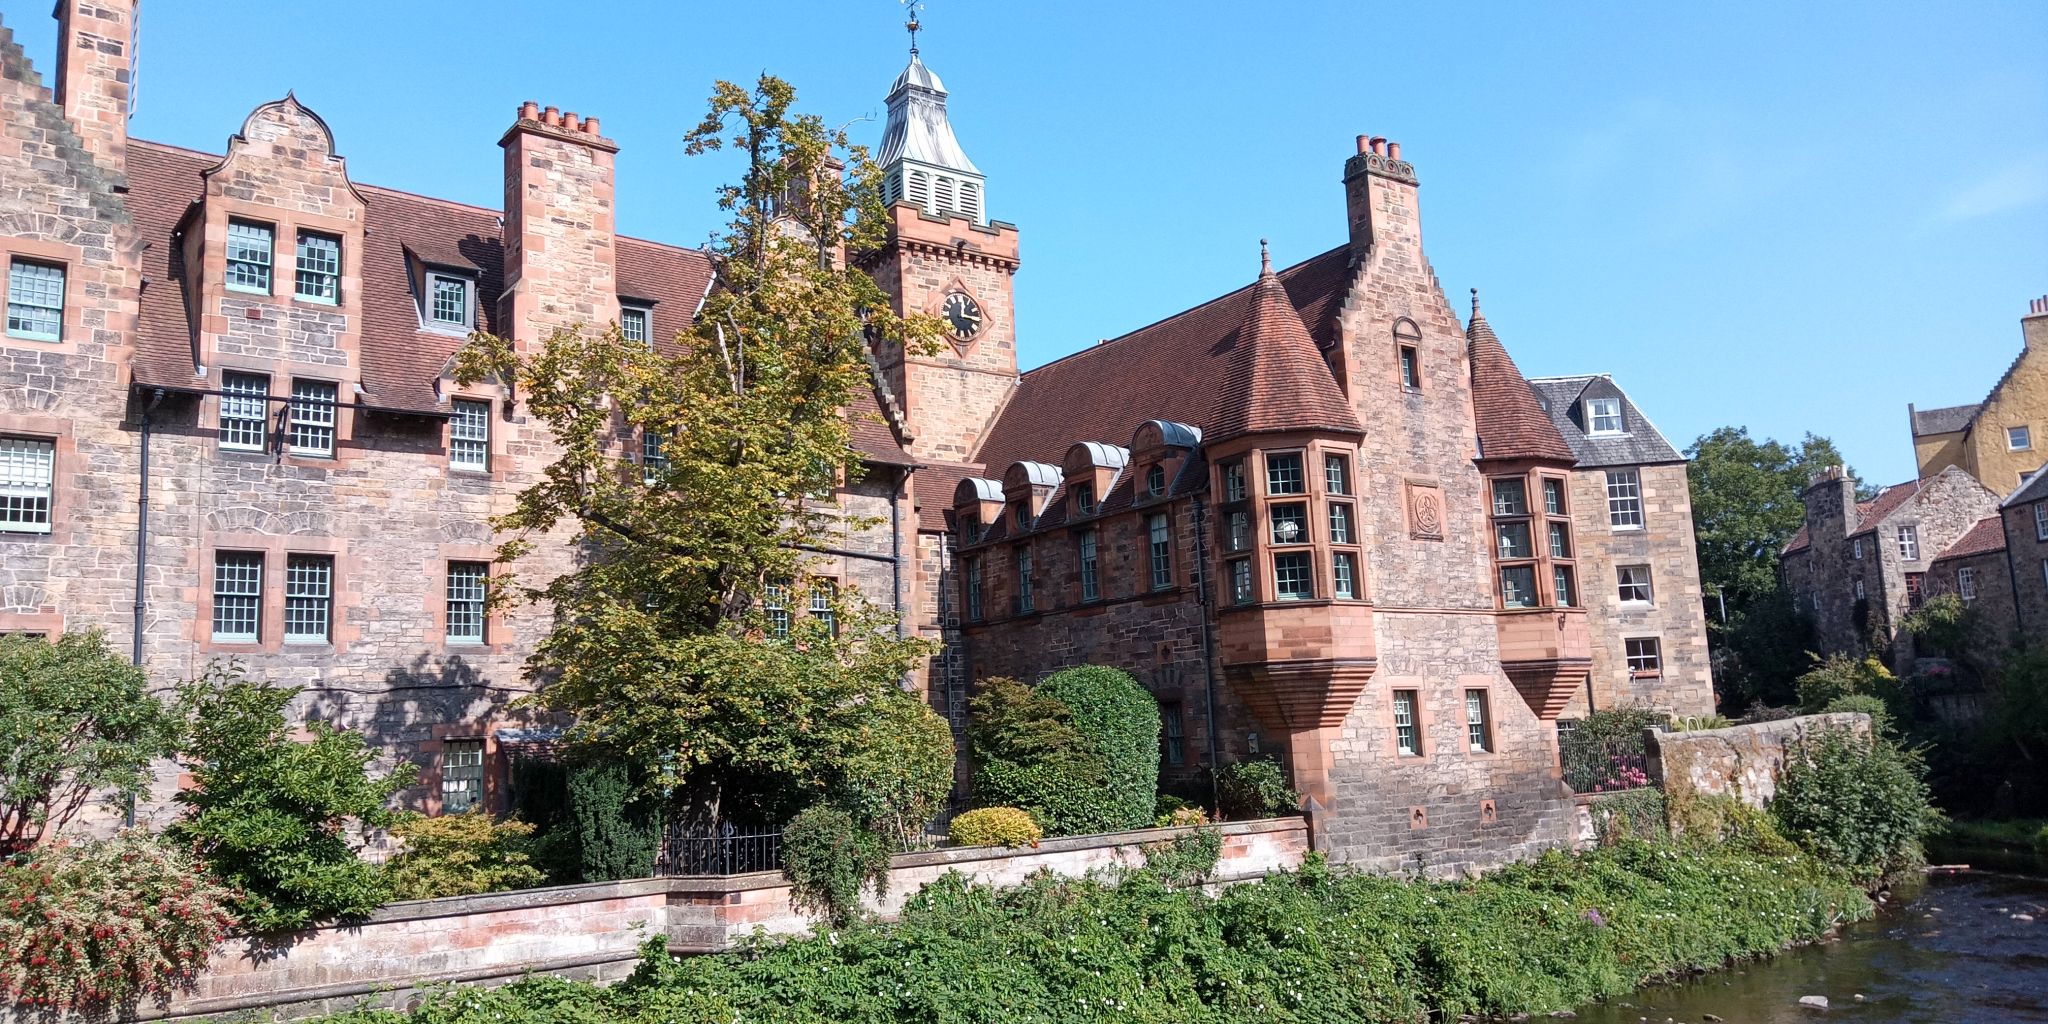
[1,5,1711,870]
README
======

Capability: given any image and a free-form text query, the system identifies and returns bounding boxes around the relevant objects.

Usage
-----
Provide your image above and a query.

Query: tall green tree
[0,631,176,853]
[1685,426,1856,611]
[455,75,946,823]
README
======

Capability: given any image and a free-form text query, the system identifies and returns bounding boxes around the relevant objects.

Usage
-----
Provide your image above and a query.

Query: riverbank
[316,828,1871,1024]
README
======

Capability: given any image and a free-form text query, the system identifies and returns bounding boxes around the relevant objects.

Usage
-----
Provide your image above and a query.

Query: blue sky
[12,1,2044,484]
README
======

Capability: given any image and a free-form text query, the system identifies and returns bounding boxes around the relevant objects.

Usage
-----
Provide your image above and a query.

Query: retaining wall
[88,817,1307,1023]
[1647,712,1871,809]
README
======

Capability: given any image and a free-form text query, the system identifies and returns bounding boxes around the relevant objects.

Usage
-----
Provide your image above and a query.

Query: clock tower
[863,44,1021,465]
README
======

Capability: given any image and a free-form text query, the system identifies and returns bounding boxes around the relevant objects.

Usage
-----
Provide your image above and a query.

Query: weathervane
[904,0,924,55]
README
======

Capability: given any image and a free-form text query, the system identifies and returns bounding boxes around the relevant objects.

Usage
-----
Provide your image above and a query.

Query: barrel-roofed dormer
[1061,441,1130,519]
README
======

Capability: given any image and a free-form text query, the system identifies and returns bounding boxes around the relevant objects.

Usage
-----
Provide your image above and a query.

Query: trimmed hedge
[968,669,1159,837]
[948,807,1042,848]
[1035,667,1160,832]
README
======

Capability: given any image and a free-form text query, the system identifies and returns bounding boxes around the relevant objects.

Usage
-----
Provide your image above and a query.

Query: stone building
[1909,298,2048,495]
[2,5,1715,870]
[1925,470,2048,654]
[1780,466,1998,663]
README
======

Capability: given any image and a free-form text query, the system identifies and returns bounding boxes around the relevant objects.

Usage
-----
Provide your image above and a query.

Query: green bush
[169,666,416,932]
[1560,706,1665,793]
[947,807,1042,848]
[505,755,576,883]
[1034,666,1160,832]
[1587,788,1667,844]
[0,833,238,1013]
[1794,653,1897,714]
[1215,758,1300,819]
[1822,693,1895,736]
[385,812,547,901]
[781,804,890,926]
[827,694,955,850]
[0,630,177,853]
[966,677,1107,835]
[564,759,662,883]
[321,832,1873,1024]
[1771,728,1944,883]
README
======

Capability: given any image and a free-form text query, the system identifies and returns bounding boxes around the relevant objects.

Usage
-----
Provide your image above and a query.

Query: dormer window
[1074,483,1095,516]
[427,271,474,331]
[621,305,651,346]
[960,514,981,545]
[1587,397,1624,436]
[1146,464,1167,497]
[226,220,275,294]
[294,231,340,303]
[1013,502,1031,529]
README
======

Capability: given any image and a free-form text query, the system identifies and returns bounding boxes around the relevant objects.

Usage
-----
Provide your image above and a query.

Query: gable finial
[904,0,924,55]
[1259,237,1271,277]
[1470,287,1481,318]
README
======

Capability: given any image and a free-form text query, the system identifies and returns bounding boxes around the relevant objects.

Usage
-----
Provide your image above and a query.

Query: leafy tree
[452,74,943,821]
[1685,426,1856,612]
[967,677,1109,834]
[169,666,416,932]
[0,630,176,853]
[1035,667,1160,832]
[825,693,956,851]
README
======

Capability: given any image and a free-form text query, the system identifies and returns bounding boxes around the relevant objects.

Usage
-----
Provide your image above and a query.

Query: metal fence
[1559,725,1655,794]
[655,820,784,876]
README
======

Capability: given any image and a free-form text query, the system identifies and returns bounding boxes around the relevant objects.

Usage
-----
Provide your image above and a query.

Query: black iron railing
[655,820,784,876]
[1561,729,1655,794]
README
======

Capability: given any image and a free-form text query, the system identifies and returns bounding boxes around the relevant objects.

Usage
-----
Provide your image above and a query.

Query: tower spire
[877,6,987,225]
[905,0,922,55]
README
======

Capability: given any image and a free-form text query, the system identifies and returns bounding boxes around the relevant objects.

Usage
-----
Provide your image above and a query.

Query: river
[1570,870,2048,1024]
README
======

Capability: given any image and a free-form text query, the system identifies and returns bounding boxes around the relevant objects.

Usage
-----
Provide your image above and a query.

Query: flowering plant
[0,833,238,1012]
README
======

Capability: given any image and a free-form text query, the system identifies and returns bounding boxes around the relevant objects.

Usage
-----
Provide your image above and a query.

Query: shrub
[781,804,890,926]
[1771,728,1944,883]
[1034,666,1160,832]
[0,630,177,853]
[564,759,663,883]
[170,667,416,932]
[1587,788,1667,844]
[947,807,1042,848]
[505,755,576,883]
[966,677,1107,834]
[1162,806,1210,827]
[1794,653,1897,714]
[385,812,547,901]
[827,694,955,850]
[1822,693,1895,736]
[1560,706,1664,793]
[1216,758,1300,819]
[1140,827,1221,885]
[1901,592,1975,664]
[0,833,237,1013]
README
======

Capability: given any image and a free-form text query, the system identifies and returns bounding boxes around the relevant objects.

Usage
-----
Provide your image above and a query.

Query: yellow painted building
[1910,298,2048,496]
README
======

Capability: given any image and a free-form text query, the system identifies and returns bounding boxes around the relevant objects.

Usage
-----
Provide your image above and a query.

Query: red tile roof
[1466,300,1573,463]
[123,140,907,463]
[1781,479,1923,554]
[1932,515,2007,562]
[1205,257,1362,445]
[976,245,1354,471]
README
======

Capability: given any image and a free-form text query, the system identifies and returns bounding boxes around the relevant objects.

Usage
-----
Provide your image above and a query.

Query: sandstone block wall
[1647,712,1870,810]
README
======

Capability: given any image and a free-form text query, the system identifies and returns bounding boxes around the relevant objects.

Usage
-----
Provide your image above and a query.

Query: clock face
[941,291,983,341]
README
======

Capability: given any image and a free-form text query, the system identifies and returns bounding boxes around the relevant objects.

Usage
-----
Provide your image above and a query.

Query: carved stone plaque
[1406,481,1445,540]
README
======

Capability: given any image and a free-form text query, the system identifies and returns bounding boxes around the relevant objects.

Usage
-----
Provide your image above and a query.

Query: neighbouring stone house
[2,3,1714,872]
[1925,469,2048,653]
[1909,298,2048,495]
[1780,465,1998,663]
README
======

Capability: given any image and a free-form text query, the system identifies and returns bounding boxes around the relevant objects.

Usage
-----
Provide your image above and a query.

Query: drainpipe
[129,388,165,829]
[891,466,912,636]
[1189,495,1223,812]
[2003,513,2028,639]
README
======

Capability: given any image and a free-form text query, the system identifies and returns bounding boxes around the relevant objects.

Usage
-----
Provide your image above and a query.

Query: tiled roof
[914,461,980,532]
[1527,375,1685,468]
[1781,478,1921,555]
[1910,402,1979,438]
[975,245,1353,471]
[2007,464,2048,508]
[1931,515,2007,563]
[1205,256,1361,445]
[122,140,908,464]
[1466,301,1573,463]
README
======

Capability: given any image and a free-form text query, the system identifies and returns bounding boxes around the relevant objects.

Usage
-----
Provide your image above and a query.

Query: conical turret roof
[1467,291,1575,462]
[1207,244,1363,445]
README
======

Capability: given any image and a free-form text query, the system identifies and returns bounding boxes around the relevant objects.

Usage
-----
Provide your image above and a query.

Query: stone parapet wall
[52,818,1305,1024]
[1647,712,1870,809]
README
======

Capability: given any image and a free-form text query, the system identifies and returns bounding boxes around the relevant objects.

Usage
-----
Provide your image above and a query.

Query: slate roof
[1466,302,1573,462]
[975,245,1352,472]
[1910,403,1980,438]
[1527,375,1685,468]
[2006,464,2048,509]
[122,140,909,464]
[1931,515,2007,563]
[1781,478,1923,555]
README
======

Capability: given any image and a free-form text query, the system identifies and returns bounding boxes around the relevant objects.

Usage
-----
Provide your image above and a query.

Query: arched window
[935,175,957,215]
[907,170,931,211]
[1393,318,1423,391]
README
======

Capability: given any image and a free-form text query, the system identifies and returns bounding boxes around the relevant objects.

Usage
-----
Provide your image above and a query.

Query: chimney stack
[1342,131,1420,257]
[500,101,620,347]
[53,0,137,186]
[2024,294,2048,351]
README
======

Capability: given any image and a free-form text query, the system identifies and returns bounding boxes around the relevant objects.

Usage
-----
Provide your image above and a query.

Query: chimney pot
[1370,136,1387,155]
[563,112,581,132]
[520,101,540,121]
[1356,134,1370,154]
[1387,141,1401,160]
[582,115,600,135]
[543,106,562,126]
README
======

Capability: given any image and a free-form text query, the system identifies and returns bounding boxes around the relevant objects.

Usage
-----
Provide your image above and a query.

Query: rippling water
[1570,872,2048,1024]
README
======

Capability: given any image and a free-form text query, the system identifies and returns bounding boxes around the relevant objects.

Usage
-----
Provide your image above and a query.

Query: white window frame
[1896,524,1920,561]
[1333,552,1357,600]
[5,258,65,342]
[1958,566,1977,601]
[1273,551,1313,601]
[225,220,274,294]
[1229,557,1253,605]
[0,436,55,534]
[425,271,475,332]
[294,230,340,304]
[440,739,485,814]
[1393,690,1421,756]
[1624,636,1662,675]
[810,581,837,637]
[1465,689,1493,753]
[446,562,488,644]
[641,430,668,485]
[1587,397,1624,436]
[1605,468,1644,530]
[287,379,338,457]
[1016,548,1034,613]
[1854,578,1866,601]
[450,399,490,472]
[2035,501,2048,542]
[620,304,652,346]
[763,581,791,639]
[2010,425,2033,452]
[1852,538,1864,560]
[1616,564,1653,604]
[283,553,333,644]
[219,371,271,451]
[1265,451,1305,495]
[965,557,984,621]
[1147,513,1172,590]
[211,552,263,643]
